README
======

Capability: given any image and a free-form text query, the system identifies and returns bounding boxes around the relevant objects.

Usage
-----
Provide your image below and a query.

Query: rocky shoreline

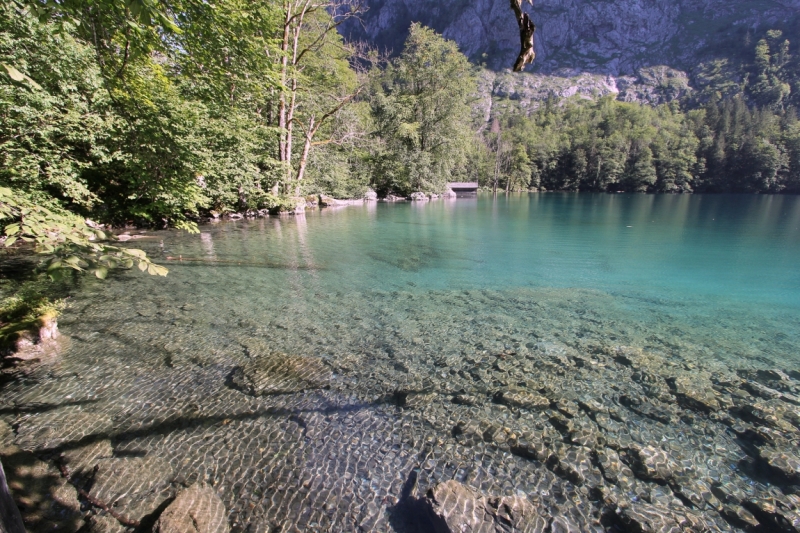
[208,190,459,221]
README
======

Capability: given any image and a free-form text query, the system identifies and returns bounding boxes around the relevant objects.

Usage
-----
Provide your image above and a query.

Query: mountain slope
[340,0,800,76]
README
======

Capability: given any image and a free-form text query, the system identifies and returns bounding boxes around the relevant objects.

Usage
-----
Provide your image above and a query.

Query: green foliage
[0,6,111,208]
[0,187,167,279]
[482,95,798,194]
[692,24,799,109]
[368,24,477,195]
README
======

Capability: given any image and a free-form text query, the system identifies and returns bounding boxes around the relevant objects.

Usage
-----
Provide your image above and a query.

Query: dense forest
[0,0,799,288]
[483,94,800,194]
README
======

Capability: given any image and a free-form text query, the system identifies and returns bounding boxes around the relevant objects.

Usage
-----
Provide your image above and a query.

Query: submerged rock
[611,500,717,532]
[15,409,113,452]
[424,480,548,533]
[495,390,551,410]
[597,448,633,485]
[627,445,677,483]
[758,447,800,484]
[88,514,127,533]
[230,353,331,396]
[154,483,229,533]
[667,374,720,412]
[89,456,173,518]
[59,439,113,477]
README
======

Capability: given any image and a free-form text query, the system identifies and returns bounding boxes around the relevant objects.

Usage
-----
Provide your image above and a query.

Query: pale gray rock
[410,192,429,201]
[319,195,337,207]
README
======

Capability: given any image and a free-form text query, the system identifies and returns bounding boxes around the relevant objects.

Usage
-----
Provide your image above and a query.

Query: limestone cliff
[340,0,800,75]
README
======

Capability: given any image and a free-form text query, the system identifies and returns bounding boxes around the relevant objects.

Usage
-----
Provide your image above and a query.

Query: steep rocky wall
[473,65,693,122]
[339,0,800,75]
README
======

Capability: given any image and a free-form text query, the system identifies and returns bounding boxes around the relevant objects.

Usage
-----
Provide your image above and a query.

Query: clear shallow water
[2,193,800,533]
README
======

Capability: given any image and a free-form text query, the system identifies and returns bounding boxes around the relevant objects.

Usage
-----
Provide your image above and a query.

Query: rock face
[473,67,693,121]
[230,353,331,396]
[154,483,229,533]
[339,0,800,75]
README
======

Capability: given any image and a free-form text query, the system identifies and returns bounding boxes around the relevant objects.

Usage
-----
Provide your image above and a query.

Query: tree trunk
[295,117,316,195]
[285,77,298,193]
[510,0,536,72]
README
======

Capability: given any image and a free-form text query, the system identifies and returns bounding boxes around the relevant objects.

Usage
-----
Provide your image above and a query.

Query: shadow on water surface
[387,469,449,533]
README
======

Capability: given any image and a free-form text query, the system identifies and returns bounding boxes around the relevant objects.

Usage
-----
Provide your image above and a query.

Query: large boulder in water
[154,483,229,533]
[230,353,331,396]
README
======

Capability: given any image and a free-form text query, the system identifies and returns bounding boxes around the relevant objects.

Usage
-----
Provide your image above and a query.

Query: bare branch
[510,0,536,72]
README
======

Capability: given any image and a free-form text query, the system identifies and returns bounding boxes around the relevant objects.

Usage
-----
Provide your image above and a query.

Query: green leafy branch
[0,187,167,279]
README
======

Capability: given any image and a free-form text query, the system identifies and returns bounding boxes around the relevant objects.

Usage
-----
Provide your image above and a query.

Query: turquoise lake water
[3,193,800,532]
[158,192,800,366]
[225,192,800,306]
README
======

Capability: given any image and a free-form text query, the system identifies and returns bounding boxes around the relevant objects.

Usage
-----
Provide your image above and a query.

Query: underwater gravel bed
[3,192,800,532]
[0,278,798,532]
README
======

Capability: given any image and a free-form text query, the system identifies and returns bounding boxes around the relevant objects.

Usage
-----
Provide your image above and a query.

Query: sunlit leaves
[0,187,168,279]
[370,24,476,195]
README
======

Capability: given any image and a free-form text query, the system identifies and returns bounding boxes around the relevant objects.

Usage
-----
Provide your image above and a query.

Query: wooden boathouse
[447,182,479,195]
